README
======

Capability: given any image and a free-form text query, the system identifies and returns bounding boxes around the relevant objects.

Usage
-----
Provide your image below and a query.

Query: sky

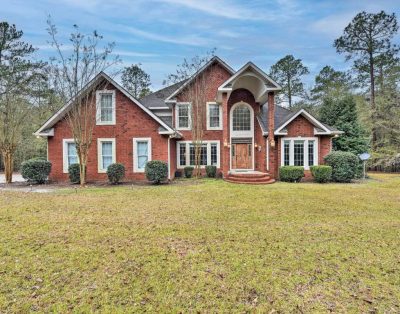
[1,0,399,91]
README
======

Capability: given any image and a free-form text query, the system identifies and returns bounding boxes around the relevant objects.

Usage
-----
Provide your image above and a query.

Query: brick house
[35,57,342,184]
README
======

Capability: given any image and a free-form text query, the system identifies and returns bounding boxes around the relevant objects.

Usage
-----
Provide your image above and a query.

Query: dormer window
[96,90,116,125]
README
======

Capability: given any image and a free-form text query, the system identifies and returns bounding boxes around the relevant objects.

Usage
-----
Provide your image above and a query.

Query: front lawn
[1,174,400,312]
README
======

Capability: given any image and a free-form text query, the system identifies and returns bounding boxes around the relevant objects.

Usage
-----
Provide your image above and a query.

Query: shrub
[68,164,81,184]
[310,165,332,183]
[205,165,217,178]
[324,151,359,183]
[107,163,126,184]
[174,170,182,178]
[184,166,194,178]
[145,160,168,184]
[279,166,304,182]
[21,158,52,184]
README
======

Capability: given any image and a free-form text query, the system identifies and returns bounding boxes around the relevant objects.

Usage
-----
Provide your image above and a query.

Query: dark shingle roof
[140,80,187,108]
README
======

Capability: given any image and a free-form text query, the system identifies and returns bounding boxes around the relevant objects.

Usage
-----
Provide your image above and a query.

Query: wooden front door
[232,143,252,169]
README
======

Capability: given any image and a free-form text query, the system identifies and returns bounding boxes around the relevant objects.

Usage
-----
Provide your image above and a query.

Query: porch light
[270,139,276,148]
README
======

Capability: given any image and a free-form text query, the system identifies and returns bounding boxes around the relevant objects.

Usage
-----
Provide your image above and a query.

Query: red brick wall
[48,82,170,182]
[274,115,333,180]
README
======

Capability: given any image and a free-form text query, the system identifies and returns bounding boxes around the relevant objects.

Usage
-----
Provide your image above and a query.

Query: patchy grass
[0,173,400,312]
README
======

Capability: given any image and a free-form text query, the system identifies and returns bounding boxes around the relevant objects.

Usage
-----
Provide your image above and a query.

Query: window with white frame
[175,103,191,130]
[96,90,116,125]
[207,103,222,130]
[97,138,116,173]
[177,141,220,168]
[63,139,78,173]
[232,104,251,131]
[133,138,152,172]
[281,138,318,170]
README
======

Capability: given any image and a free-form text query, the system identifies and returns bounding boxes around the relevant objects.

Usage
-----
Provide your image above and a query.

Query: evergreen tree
[320,95,368,155]
[121,64,151,98]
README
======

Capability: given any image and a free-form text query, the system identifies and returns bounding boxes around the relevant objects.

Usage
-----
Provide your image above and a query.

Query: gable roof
[140,80,187,109]
[34,72,177,136]
[164,56,235,103]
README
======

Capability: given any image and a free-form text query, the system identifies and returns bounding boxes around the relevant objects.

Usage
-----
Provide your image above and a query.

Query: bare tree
[0,22,45,183]
[47,17,120,186]
[166,50,215,177]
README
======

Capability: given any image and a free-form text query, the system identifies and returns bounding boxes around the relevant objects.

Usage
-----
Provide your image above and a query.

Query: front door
[232,143,252,169]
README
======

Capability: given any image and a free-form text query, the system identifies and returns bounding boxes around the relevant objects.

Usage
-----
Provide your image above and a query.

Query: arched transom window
[232,104,251,131]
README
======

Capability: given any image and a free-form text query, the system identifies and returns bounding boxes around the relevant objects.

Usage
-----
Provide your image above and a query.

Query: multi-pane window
[96,91,115,125]
[281,138,318,170]
[101,142,113,170]
[133,138,152,172]
[178,141,220,168]
[232,105,251,131]
[284,141,290,166]
[176,104,190,129]
[308,141,315,166]
[208,103,221,129]
[67,143,78,166]
[179,143,186,166]
[294,140,304,166]
[97,139,115,173]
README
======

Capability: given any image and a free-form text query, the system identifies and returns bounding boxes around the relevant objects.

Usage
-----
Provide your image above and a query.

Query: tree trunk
[79,150,87,186]
[287,76,292,108]
[3,149,14,184]
[369,53,377,150]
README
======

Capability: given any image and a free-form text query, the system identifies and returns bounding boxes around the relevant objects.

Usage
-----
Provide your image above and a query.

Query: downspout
[167,135,171,180]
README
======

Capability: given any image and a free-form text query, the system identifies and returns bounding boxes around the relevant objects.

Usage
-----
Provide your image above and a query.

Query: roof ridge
[140,79,188,100]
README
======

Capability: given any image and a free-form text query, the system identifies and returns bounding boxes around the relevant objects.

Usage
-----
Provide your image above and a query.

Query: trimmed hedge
[145,160,168,184]
[205,165,217,178]
[21,158,52,184]
[324,151,359,183]
[68,163,81,184]
[184,166,194,178]
[107,163,126,184]
[279,166,304,182]
[310,165,332,183]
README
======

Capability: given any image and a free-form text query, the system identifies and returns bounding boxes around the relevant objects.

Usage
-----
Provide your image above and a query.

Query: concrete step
[224,178,276,185]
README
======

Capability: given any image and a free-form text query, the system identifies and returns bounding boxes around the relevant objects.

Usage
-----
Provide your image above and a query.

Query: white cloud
[310,13,356,38]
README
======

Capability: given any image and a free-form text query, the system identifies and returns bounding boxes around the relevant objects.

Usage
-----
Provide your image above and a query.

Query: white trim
[97,138,116,173]
[175,102,191,130]
[35,72,176,137]
[176,140,220,169]
[96,90,116,125]
[266,138,269,171]
[280,137,318,170]
[133,137,152,173]
[154,112,172,117]
[149,106,169,110]
[206,102,222,130]
[165,56,235,102]
[167,136,171,180]
[275,109,331,135]
[62,139,78,173]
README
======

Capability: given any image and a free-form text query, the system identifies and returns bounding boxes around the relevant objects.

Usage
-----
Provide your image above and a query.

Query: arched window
[232,104,251,131]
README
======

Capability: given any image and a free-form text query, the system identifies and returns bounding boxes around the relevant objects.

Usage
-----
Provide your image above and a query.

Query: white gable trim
[164,56,235,103]
[218,61,282,92]
[274,109,331,135]
[34,72,176,137]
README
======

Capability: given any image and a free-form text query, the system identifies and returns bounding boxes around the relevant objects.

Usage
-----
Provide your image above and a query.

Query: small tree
[334,11,399,150]
[0,22,45,183]
[165,50,216,177]
[47,17,120,186]
[269,55,309,108]
[121,64,151,98]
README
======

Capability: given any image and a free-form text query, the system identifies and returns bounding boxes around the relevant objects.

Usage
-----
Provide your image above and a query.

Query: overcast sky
[1,0,399,90]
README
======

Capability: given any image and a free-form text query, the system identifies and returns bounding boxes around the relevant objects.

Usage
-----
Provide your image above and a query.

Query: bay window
[177,141,220,168]
[281,138,318,170]
[133,138,152,172]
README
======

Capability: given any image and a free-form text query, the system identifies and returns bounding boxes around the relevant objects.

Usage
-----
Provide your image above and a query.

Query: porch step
[224,172,275,185]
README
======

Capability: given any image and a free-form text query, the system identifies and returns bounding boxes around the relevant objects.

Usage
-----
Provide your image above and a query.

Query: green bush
[324,151,359,183]
[205,165,217,178]
[107,163,126,184]
[279,166,304,182]
[145,160,168,184]
[21,158,52,184]
[310,165,332,183]
[184,166,194,178]
[68,163,81,184]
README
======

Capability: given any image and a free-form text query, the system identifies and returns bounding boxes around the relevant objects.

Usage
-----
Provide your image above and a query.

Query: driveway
[0,173,25,184]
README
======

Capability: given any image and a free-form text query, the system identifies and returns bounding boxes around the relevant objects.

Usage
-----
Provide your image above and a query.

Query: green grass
[1,173,400,312]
